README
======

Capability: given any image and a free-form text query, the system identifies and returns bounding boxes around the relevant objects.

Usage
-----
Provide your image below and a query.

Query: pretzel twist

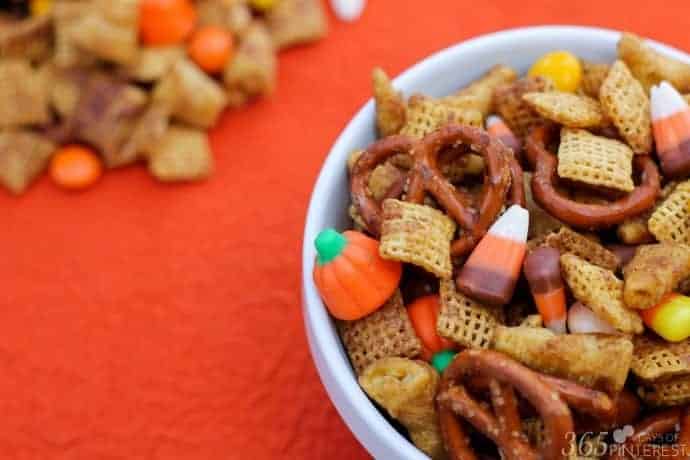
[525,126,661,229]
[351,125,524,256]
[437,350,574,460]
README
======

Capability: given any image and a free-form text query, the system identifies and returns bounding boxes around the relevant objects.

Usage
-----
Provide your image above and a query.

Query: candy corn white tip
[545,318,567,335]
[486,115,502,128]
[487,205,529,243]
[651,81,688,120]
[567,302,617,334]
[330,0,366,21]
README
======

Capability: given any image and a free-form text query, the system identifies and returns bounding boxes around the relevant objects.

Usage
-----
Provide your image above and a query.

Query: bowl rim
[301,25,690,459]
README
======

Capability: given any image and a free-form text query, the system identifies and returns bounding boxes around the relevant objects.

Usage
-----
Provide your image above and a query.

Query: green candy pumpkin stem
[315,229,348,265]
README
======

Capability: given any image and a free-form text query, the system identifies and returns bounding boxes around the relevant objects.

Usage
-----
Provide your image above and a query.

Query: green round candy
[432,350,457,373]
[314,228,348,265]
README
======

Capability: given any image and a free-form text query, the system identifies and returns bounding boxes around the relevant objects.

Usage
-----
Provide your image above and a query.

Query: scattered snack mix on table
[312,31,690,459]
[0,0,327,194]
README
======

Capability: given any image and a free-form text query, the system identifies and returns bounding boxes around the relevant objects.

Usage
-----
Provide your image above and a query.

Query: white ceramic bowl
[301,26,690,459]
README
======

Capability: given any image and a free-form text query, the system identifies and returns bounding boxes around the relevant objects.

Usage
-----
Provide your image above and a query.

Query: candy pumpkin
[407,295,456,361]
[313,229,402,321]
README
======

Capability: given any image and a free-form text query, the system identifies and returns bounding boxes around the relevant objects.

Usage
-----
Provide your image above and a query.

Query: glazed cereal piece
[147,125,213,182]
[624,244,690,310]
[71,0,139,66]
[68,74,148,168]
[0,130,54,195]
[493,326,633,394]
[197,0,251,35]
[617,215,655,245]
[545,227,619,271]
[437,279,498,349]
[524,172,564,239]
[523,91,605,128]
[367,162,404,201]
[224,22,277,108]
[493,76,552,138]
[52,0,96,68]
[618,32,690,93]
[560,253,643,334]
[266,0,327,50]
[400,95,482,139]
[0,14,52,62]
[520,314,543,328]
[120,47,184,83]
[442,64,518,117]
[599,60,652,154]
[631,335,690,382]
[580,61,610,98]
[557,128,634,193]
[122,104,171,161]
[338,291,421,374]
[372,68,406,137]
[638,374,690,407]
[0,59,50,128]
[346,149,364,173]
[648,180,690,244]
[156,58,228,129]
[359,358,445,460]
[379,199,456,279]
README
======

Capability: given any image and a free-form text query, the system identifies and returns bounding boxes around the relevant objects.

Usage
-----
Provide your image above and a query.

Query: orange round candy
[187,26,234,74]
[139,0,197,46]
[50,145,103,190]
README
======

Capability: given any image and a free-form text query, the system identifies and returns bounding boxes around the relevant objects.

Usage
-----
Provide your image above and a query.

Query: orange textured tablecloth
[2,1,689,459]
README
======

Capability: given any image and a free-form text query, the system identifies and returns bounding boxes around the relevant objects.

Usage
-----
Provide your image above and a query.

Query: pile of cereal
[0,0,326,193]
[313,32,690,459]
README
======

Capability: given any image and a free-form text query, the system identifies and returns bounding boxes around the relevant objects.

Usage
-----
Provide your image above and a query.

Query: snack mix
[0,0,326,193]
[314,32,690,459]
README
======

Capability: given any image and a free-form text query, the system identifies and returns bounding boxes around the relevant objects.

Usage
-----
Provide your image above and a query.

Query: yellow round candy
[30,0,53,16]
[528,51,583,93]
[249,0,276,11]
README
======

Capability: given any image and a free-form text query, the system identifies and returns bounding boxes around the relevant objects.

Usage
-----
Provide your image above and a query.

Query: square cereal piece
[493,76,552,139]
[266,0,327,50]
[437,279,498,349]
[599,60,652,154]
[338,290,421,375]
[545,227,619,271]
[638,374,690,407]
[442,64,517,117]
[197,0,252,35]
[379,199,456,279]
[0,14,52,62]
[618,32,690,93]
[367,162,404,201]
[632,335,690,382]
[53,0,96,68]
[400,95,481,140]
[624,243,690,309]
[648,180,690,244]
[523,92,605,128]
[147,125,213,182]
[157,59,227,129]
[224,22,277,108]
[71,0,139,66]
[119,46,184,83]
[0,130,54,195]
[69,74,148,168]
[557,128,634,193]
[560,253,643,334]
[372,67,406,137]
[580,61,610,98]
[0,59,50,128]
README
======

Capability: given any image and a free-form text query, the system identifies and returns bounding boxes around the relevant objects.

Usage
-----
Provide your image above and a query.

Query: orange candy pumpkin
[313,229,402,321]
[407,295,456,360]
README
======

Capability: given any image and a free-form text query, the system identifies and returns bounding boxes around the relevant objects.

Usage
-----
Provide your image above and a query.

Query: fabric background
[1,1,688,458]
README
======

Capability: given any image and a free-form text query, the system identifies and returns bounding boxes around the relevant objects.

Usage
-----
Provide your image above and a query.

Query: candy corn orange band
[534,288,566,323]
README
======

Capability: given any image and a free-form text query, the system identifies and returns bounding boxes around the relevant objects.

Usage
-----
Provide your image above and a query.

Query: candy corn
[456,205,529,306]
[567,302,618,334]
[650,81,690,178]
[641,293,690,342]
[486,115,521,154]
[523,247,567,333]
[407,295,455,361]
